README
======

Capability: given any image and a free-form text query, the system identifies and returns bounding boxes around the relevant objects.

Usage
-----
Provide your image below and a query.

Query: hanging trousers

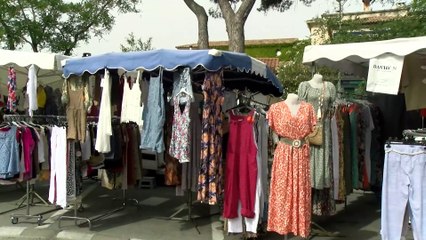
[228,126,263,233]
[223,111,257,219]
[381,144,426,240]
[48,126,67,208]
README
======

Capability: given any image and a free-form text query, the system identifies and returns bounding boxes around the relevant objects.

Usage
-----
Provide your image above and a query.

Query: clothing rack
[402,129,426,140]
[3,114,67,120]
[236,90,269,108]
[58,120,141,229]
[88,189,140,227]
[0,181,27,216]
[57,168,140,228]
[57,179,98,229]
[2,115,64,225]
[160,190,207,234]
[59,187,141,229]
[10,180,59,225]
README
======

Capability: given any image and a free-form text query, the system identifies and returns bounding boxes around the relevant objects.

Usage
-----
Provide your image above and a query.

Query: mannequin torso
[308,73,324,89]
[284,93,301,117]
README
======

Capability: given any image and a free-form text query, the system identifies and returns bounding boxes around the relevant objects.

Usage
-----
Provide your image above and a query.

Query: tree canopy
[0,0,141,55]
[120,33,154,52]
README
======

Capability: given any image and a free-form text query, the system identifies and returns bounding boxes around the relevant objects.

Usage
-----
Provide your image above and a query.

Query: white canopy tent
[302,36,426,79]
[0,49,70,96]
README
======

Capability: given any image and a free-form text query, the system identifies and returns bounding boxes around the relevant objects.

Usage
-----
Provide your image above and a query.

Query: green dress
[298,80,337,216]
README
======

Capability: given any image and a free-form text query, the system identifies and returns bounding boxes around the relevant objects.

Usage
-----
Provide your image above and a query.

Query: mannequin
[266,92,316,238]
[297,73,337,216]
[284,93,301,116]
[308,73,324,89]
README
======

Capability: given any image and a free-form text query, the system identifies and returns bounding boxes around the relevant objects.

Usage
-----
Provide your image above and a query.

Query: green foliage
[245,44,297,60]
[276,40,310,95]
[276,39,339,95]
[0,0,141,55]
[258,0,316,12]
[316,0,426,44]
[120,33,154,52]
[277,62,339,96]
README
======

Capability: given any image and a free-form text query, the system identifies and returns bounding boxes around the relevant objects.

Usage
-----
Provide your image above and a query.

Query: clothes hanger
[228,95,253,114]
[0,121,10,129]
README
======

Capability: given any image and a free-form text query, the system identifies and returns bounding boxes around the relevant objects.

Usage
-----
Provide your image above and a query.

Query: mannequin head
[311,73,323,83]
[285,93,299,104]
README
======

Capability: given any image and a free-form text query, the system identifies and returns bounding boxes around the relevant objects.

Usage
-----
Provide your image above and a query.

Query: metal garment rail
[58,183,141,229]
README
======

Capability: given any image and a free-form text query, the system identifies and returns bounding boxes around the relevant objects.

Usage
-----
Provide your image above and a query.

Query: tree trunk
[184,0,209,49]
[6,34,16,50]
[217,0,255,53]
[31,44,39,52]
[228,21,245,52]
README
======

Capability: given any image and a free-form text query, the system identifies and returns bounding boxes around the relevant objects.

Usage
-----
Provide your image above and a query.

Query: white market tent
[302,36,426,78]
[0,49,70,96]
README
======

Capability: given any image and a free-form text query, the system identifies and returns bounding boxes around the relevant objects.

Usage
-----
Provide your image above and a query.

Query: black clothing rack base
[159,190,220,235]
[310,221,345,238]
[280,221,345,240]
[80,189,141,229]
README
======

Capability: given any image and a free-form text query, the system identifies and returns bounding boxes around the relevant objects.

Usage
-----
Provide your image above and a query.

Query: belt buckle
[292,139,301,148]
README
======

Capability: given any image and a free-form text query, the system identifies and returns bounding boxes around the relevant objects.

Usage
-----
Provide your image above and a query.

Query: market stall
[0,49,70,115]
[0,49,69,91]
[0,49,70,225]
[58,48,283,233]
[302,36,426,239]
[302,36,426,79]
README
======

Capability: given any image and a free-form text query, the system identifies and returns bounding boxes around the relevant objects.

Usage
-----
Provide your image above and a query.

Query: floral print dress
[197,70,224,205]
[267,101,316,238]
[169,94,192,163]
[7,67,17,112]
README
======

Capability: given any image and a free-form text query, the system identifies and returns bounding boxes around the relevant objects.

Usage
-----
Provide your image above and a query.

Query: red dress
[267,101,316,238]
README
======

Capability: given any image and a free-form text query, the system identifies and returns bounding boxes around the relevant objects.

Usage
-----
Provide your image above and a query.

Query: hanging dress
[66,78,87,143]
[169,67,194,163]
[169,95,191,163]
[120,71,143,126]
[7,67,17,112]
[297,81,337,216]
[267,101,316,238]
[140,70,166,153]
[197,70,224,205]
[95,69,113,153]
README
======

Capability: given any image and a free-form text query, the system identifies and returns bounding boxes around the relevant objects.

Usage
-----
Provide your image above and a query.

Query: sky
[74,0,398,56]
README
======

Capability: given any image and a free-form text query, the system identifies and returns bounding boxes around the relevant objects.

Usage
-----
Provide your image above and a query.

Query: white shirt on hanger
[120,70,143,126]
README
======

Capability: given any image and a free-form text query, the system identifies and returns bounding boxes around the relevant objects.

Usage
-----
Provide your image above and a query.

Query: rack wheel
[78,204,84,212]
[37,217,42,226]
[11,217,18,224]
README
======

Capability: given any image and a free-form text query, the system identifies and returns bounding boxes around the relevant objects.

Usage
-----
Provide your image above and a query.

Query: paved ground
[0,179,414,240]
